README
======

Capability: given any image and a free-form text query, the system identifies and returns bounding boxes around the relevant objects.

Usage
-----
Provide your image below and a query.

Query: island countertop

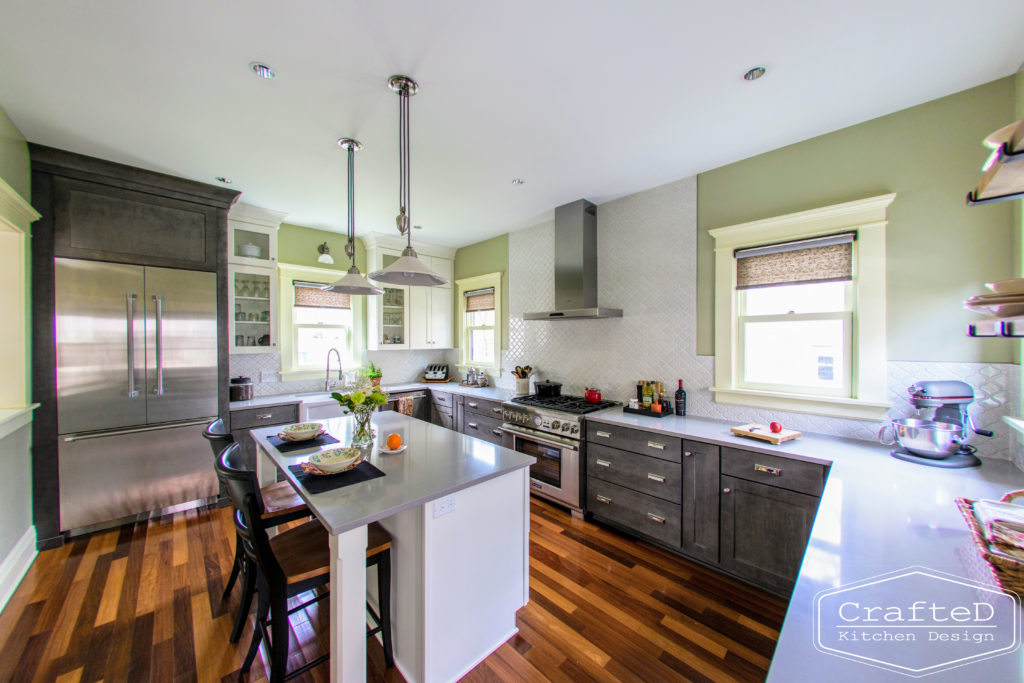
[250,411,534,536]
[586,409,1024,681]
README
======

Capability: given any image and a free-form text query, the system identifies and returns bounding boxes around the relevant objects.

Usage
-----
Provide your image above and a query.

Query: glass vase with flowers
[332,380,389,448]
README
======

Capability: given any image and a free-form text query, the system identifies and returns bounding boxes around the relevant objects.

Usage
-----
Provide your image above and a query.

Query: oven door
[501,424,579,510]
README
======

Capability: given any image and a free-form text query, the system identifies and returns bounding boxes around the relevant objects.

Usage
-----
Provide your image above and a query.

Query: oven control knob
[534,416,543,427]
[570,424,579,434]
[562,423,571,432]
[551,420,560,430]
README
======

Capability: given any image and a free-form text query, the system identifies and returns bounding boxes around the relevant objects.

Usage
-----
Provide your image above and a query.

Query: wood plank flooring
[0,498,786,682]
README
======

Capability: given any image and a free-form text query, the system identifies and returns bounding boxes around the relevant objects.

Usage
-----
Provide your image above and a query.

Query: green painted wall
[0,105,31,401]
[696,77,1017,363]
[454,233,509,350]
[0,107,29,199]
[277,223,366,273]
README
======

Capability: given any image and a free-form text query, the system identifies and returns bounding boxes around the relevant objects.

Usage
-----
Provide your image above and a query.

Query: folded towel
[398,395,414,416]
[973,499,1024,548]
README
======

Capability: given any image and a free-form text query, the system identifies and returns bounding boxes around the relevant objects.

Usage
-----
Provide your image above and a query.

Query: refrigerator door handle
[152,294,164,396]
[126,293,139,398]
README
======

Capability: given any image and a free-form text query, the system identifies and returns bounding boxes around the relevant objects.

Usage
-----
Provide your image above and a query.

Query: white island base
[255,425,531,683]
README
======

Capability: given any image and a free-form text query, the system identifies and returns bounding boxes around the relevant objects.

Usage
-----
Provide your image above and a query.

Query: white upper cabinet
[363,233,455,351]
[228,203,286,268]
[227,204,287,354]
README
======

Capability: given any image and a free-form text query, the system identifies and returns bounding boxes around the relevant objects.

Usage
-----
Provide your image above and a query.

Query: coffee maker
[883,380,992,468]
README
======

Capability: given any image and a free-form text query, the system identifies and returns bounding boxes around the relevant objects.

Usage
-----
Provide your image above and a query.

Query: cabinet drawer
[230,403,300,430]
[586,423,681,462]
[587,443,681,503]
[588,478,681,547]
[721,447,825,496]
[461,413,505,445]
[462,397,505,420]
[431,391,454,408]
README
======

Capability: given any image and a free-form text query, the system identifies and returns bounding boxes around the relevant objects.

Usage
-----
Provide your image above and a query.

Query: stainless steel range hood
[524,199,623,320]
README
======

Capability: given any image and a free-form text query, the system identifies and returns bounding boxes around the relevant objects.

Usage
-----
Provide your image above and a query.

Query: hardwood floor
[0,498,786,682]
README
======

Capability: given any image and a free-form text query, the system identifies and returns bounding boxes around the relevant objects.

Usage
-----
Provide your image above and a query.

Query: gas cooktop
[511,394,619,415]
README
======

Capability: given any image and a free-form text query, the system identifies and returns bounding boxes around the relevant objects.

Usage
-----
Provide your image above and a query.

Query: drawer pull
[755,464,782,476]
[596,494,611,504]
[436,396,446,402]
[595,459,611,468]
[722,487,732,493]
[468,402,478,408]
[492,429,502,436]
[646,513,666,524]
[647,473,666,483]
[684,451,693,457]
[647,441,665,450]
[467,422,478,429]
[596,430,612,439]
[492,407,503,414]
[257,413,273,420]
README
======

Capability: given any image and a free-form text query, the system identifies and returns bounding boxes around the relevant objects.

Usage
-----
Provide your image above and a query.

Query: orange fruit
[386,433,402,450]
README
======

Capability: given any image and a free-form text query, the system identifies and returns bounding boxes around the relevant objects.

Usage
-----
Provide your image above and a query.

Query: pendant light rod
[326,137,383,296]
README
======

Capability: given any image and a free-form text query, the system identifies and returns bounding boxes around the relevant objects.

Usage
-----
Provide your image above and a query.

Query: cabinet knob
[684,451,693,457]
[468,402,478,408]
[595,494,611,504]
[722,488,732,494]
[491,429,502,436]
[467,422,478,429]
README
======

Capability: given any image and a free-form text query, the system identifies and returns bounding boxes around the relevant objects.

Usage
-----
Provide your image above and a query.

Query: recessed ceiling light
[249,62,276,79]
[743,66,766,81]
[215,176,233,184]
[512,178,525,185]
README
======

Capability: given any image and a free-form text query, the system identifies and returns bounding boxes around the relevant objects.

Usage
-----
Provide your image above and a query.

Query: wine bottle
[675,379,687,417]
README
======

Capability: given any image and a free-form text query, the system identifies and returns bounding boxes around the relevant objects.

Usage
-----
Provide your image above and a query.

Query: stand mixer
[881,380,992,468]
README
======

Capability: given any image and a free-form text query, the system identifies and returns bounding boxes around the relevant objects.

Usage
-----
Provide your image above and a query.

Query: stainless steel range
[501,394,617,517]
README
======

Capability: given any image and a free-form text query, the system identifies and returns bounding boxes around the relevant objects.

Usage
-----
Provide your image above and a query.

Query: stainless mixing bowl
[879,418,965,459]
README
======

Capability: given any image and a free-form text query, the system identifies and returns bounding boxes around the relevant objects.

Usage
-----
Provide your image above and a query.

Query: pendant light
[324,138,384,295]
[368,75,448,287]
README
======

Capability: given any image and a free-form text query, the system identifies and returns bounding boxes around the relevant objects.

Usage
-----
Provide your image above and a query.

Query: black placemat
[268,433,340,453]
[288,460,385,494]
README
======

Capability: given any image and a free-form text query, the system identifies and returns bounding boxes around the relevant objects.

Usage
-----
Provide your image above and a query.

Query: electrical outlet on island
[433,495,456,518]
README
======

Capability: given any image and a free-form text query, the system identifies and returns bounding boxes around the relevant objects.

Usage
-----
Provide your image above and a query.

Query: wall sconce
[317,242,334,265]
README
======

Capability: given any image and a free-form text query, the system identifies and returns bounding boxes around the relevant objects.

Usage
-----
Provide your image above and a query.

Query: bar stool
[216,443,395,679]
[203,418,310,642]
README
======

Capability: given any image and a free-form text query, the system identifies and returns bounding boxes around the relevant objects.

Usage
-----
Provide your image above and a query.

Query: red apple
[769,421,783,433]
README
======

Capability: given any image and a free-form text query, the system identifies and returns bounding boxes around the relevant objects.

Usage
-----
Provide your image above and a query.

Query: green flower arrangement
[332,383,388,447]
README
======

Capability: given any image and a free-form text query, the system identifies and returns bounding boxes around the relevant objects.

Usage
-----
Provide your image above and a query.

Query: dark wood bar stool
[203,418,310,643]
[216,442,395,679]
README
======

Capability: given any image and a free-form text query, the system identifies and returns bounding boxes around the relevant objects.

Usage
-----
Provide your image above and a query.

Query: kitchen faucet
[325,348,343,392]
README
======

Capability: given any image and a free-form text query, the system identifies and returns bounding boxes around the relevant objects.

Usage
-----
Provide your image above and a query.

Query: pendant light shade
[368,75,448,287]
[325,138,384,296]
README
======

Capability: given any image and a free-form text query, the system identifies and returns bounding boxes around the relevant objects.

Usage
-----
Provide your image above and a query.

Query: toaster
[424,364,449,381]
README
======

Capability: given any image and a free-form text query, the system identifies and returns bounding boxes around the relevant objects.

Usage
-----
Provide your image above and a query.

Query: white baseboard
[0,526,37,614]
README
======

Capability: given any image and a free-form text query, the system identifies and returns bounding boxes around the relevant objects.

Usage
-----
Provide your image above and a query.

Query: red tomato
[769,421,783,433]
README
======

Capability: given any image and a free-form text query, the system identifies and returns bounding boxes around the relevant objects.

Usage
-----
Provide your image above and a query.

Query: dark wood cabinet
[430,391,460,431]
[681,440,720,563]
[229,404,300,472]
[719,474,820,594]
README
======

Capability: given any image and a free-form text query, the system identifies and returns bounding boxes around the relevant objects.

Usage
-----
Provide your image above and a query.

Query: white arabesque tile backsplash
[496,176,1018,462]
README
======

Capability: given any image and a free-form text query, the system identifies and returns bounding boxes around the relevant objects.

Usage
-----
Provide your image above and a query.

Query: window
[292,282,353,369]
[736,234,855,397]
[456,272,502,370]
[709,194,894,420]
[278,263,365,380]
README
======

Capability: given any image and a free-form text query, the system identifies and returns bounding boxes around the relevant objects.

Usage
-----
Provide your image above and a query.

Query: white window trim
[278,263,365,381]
[456,272,502,371]
[0,175,39,409]
[709,193,895,421]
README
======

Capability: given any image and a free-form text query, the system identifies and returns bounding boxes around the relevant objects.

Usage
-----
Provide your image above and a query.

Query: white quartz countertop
[229,381,514,411]
[251,411,534,536]
[587,409,1024,681]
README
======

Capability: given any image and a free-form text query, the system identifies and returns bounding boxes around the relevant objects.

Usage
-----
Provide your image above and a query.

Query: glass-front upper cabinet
[230,265,278,354]
[381,285,406,346]
[227,204,286,268]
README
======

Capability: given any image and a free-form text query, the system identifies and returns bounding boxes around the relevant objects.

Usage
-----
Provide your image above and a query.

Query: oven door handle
[500,424,579,451]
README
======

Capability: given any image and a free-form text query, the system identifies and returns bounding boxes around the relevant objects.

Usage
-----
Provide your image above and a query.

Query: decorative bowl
[308,447,361,474]
[238,243,263,258]
[279,422,325,441]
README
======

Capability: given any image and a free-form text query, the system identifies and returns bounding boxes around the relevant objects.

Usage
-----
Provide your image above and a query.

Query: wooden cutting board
[731,423,801,444]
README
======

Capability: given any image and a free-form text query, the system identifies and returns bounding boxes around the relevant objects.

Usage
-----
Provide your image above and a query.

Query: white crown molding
[361,231,456,259]
[0,177,40,234]
[708,193,897,249]
[228,202,289,229]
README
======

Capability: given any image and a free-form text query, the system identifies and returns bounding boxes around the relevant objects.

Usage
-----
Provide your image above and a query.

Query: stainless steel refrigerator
[55,258,220,532]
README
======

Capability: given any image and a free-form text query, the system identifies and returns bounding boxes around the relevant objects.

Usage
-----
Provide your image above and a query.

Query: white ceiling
[1,1,1023,247]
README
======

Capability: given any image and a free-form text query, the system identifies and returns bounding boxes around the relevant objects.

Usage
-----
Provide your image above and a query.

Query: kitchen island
[251,411,535,682]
